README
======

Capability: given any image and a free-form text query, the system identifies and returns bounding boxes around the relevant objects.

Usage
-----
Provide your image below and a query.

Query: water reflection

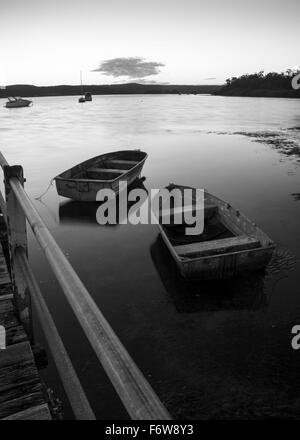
[151,236,267,313]
[59,176,147,226]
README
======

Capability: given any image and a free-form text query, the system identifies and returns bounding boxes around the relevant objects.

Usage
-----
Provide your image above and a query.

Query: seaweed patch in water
[291,193,300,201]
[286,126,300,131]
[234,130,300,160]
[234,131,281,138]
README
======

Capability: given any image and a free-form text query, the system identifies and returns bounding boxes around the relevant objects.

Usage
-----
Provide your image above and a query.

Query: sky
[1,0,299,86]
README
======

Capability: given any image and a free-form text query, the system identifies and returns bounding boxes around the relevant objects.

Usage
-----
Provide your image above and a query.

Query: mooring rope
[35,178,54,200]
[35,197,59,224]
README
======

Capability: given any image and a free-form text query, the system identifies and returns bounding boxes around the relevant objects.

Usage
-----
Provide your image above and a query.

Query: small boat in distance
[153,184,276,280]
[85,92,92,101]
[54,149,148,201]
[5,97,32,108]
[78,70,86,103]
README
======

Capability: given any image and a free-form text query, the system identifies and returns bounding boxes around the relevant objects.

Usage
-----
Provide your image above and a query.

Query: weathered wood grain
[0,300,19,329]
[3,404,51,420]
[0,252,11,287]
[6,325,27,346]
[0,389,45,419]
[175,235,260,258]
[0,242,52,420]
[0,294,14,302]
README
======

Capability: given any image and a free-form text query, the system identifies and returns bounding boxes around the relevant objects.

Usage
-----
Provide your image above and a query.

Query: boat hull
[5,99,32,108]
[54,150,147,201]
[167,237,275,280]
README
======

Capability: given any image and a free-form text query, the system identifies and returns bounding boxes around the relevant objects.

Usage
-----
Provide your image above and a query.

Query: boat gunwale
[54,150,148,184]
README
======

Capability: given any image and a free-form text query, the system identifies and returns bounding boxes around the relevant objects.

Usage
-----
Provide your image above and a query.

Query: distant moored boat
[78,70,86,103]
[85,92,92,101]
[5,97,32,108]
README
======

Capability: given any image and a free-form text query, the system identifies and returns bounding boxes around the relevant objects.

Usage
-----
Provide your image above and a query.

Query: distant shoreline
[0,83,221,98]
[1,83,299,99]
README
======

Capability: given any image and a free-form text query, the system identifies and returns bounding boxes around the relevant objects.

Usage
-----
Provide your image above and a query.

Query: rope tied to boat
[35,179,54,200]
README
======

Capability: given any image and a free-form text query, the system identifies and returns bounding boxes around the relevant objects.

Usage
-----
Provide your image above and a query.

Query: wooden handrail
[0,153,170,420]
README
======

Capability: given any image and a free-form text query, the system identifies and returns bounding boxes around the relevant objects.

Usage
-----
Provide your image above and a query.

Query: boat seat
[105,159,139,170]
[87,167,126,174]
[108,159,138,165]
[86,167,126,179]
[160,203,218,224]
[175,235,260,258]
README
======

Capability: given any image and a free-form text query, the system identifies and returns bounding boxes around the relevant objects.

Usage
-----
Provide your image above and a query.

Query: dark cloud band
[92,57,164,78]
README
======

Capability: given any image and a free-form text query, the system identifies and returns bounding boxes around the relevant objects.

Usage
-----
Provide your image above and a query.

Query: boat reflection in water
[150,236,268,314]
[59,176,147,226]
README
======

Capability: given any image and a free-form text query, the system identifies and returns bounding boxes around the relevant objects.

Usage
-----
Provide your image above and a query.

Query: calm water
[1,94,300,419]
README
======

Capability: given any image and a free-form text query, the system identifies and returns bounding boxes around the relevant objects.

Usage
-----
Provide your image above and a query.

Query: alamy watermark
[291,73,300,90]
[291,325,300,350]
[95,181,205,235]
[0,325,6,350]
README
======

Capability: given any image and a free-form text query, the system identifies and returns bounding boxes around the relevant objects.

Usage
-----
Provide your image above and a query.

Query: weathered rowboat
[154,184,276,280]
[54,150,148,201]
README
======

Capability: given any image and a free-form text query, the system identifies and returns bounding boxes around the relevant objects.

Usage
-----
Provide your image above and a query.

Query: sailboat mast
[80,70,84,96]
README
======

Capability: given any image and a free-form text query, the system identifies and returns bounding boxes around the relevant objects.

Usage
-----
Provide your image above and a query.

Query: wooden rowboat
[154,184,276,280]
[54,150,148,201]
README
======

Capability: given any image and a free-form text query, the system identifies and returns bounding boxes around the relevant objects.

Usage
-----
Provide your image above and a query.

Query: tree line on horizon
[223,69,300,91]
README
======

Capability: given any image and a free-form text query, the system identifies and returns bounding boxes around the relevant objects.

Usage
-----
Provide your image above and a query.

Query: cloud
[204,77,217,80]
[130,79,169,85]
[112,78,169,85]
[92,57,164,78]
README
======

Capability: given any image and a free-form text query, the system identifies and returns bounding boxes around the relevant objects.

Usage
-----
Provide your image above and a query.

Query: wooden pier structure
[0,152,171,420]
[0,238,52,419]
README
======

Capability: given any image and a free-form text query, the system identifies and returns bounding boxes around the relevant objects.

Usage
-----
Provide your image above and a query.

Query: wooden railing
[0,152,171,420]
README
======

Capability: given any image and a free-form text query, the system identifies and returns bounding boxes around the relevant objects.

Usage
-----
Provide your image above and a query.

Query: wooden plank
[107,159,138,166]
[0,294,13,302]
[219,212,245,236]
[175,235,261,258]
[0,381,42,405]
[0,360,40,394]
[0,300,19,329]
[3,403,51,420]
[87,168,125,180]
[0,252,10,286]
[0,191,7,221]
[0,387,45,419]
[0,342,33,369]
[88,167,126,174]
[0,285,13,297]
[6,325,27,346]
